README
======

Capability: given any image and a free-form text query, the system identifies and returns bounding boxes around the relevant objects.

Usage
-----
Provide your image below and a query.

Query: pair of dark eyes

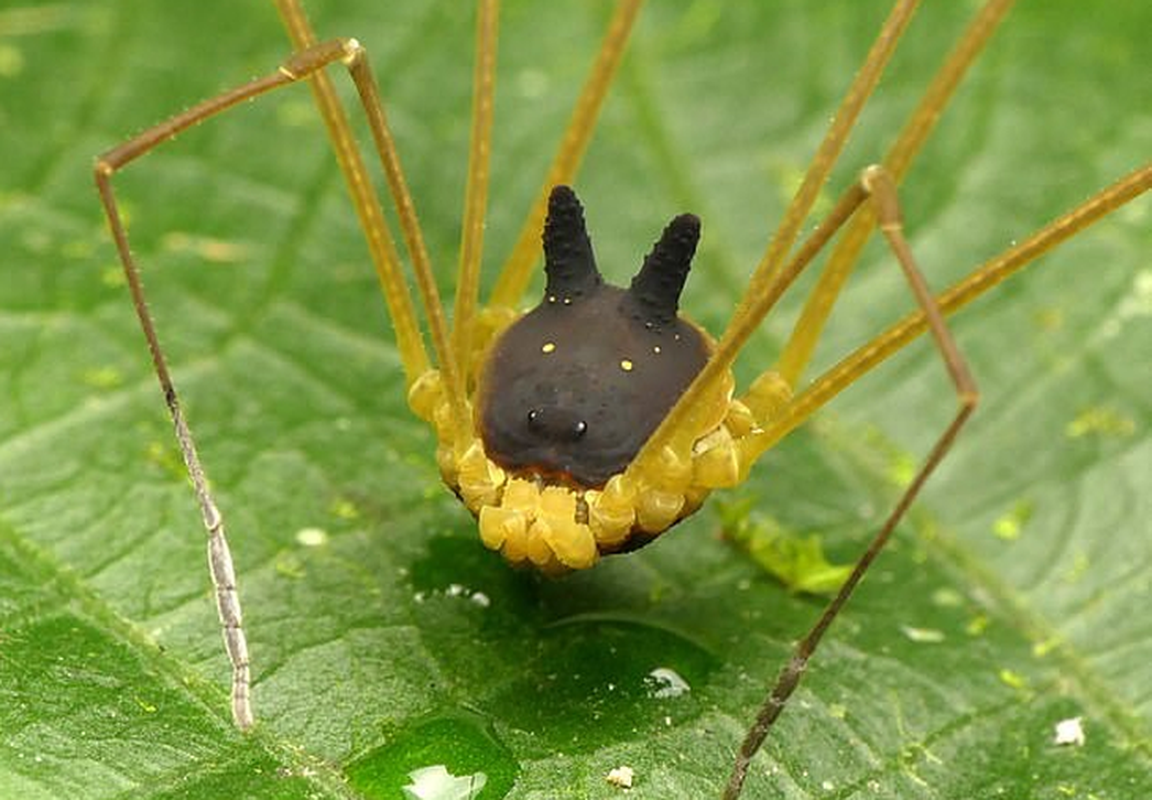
[526,408,588,441]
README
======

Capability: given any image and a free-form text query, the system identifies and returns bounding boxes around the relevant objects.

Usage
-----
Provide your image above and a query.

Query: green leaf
[1,1,1149,798]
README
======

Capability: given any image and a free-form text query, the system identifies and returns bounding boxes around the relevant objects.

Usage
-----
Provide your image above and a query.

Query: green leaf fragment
[1065,406,1137,439]
[719,499,852,595]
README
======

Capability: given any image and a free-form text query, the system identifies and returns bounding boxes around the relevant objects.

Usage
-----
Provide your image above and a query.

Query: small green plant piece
[718,498,852,595]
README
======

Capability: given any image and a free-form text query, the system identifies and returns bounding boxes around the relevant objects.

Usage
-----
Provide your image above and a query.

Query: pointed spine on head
[628,213,700,326]
[543,185,601,299]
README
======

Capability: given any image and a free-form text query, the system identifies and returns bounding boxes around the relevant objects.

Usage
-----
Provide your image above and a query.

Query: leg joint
[341,37,366,67]
[860,163,902,229]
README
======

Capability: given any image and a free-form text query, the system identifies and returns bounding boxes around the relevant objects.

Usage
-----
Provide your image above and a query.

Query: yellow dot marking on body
[652,346,662,354]
[541,342,556,354]
[620,359,634,372]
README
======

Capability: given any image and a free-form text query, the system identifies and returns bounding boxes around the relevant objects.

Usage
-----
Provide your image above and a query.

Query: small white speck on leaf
[606,765,634,789]
[1053,716,1086,747]
[295,527,329,547]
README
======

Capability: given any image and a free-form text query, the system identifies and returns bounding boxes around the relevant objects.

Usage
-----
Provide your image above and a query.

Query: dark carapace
[478,186,710,488]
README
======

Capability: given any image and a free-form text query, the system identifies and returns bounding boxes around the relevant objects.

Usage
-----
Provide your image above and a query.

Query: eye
[524,408,589,443]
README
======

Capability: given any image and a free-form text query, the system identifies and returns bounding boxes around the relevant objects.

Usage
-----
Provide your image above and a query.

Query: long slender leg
[94,44,337,732]
[724,164,979,799]
[486,0,645,311]
[92,37,444,730]
[723,162,1150,794]
[338,45,476,448]
[271,0,470,449]
[273,2,431,392]
[628,0,921,479]
[452,0,500,381]
[744,163,1152,462]
[776,0,1016,387]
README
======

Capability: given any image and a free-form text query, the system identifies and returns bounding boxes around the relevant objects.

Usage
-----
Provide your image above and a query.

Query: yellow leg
[726,155,987,798]
[271,1,429,391]
[95,36,397,734]
[486,0,646,311]
[775,0,1016,387]
[628,0,920,480]
[724,159,1151,797]
[743,162,1152,465]
[451,0,500,385]
[273,0,473,451]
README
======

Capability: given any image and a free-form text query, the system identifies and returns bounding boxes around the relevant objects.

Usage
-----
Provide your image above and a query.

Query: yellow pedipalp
[537,487,598,570]
[586,476,638,547]
[457,439,506,512]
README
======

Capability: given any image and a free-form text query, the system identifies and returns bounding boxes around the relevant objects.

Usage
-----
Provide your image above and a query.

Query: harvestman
[93,0,1150,796]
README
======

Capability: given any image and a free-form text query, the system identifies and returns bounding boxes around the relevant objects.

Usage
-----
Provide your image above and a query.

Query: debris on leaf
[606,765,635,789]
[82,366,124,390]
[295,527,329,547]
[645,667,690,699]
[330,496,360,520]
[719,499,851,595]
[991,499,1034,541]
[1053,716,1086,747]
[998,668,1029,691]
[1065,405,1136,440]
[900,625,945,644]
[965,613,990,637]
[160,230,251,263]
[931,587,964,608]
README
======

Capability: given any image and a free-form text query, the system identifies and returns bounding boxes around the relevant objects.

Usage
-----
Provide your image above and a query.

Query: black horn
[628,213,700,325]
[543,185,601,299]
